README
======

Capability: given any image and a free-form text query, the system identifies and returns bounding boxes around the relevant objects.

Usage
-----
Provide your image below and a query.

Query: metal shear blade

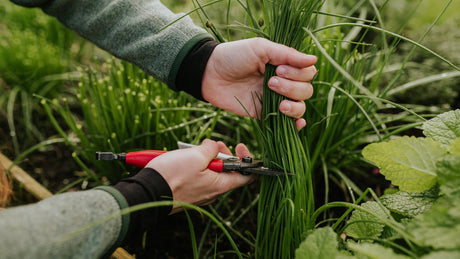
[242,166,294,176]
[225,159,293,176]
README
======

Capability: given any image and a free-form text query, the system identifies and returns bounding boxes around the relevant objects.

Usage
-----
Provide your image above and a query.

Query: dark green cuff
[167,33,213,91]
[95,186,130,258]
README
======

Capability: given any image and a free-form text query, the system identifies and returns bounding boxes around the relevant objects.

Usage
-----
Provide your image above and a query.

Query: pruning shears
[95,142,291,177]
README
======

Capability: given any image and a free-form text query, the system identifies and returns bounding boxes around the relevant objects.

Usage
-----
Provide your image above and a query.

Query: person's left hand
[201,37,317,131]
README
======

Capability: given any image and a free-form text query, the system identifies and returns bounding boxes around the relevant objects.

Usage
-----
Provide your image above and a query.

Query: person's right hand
[145,139,254,214]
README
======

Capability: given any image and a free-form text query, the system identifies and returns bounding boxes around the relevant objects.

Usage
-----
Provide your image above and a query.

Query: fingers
[268,76,313,101]
[279,99,306,119]
[276,65,317,82]
[269,63,314,120]
[260,38,316,121]
[217,142,254,186]
[279,101,307,130]
[257,38,317,68]
[216,141,233,156]
[295,118,307,131]
[235,143,251,158]
[268,64,316,101]
[216,141,252,159]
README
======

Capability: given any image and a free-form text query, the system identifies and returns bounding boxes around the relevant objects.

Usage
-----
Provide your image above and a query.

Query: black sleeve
[112,168,172,250]
[175,39,220,101]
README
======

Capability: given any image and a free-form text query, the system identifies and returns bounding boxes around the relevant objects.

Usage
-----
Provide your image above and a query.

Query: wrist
[112,168,172,247]
[174,38,220,101]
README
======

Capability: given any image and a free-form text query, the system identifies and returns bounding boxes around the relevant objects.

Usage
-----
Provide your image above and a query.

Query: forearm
[10,0,212,91]
[0,189,127,258]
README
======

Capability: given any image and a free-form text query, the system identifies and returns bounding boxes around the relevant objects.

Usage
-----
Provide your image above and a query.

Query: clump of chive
[254,0,323,258]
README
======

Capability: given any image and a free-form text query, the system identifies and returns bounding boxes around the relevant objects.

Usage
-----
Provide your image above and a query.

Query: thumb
[196,139,219,163]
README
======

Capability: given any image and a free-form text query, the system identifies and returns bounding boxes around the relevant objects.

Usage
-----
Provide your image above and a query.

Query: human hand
[145,139,254,214]
[201,37,317,131]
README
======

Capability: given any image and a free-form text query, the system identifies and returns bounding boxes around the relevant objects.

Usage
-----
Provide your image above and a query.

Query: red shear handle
[125,150,168,168]
[208,159,224,172]
[125,150,225,172]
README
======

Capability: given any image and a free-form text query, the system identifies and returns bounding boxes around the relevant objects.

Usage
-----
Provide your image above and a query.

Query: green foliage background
[1,0,459,258]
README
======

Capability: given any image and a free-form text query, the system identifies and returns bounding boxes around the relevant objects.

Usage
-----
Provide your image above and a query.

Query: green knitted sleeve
[0,189,127,258]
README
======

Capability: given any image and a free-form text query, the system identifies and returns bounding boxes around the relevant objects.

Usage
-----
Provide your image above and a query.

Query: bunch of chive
[255,0,323,258]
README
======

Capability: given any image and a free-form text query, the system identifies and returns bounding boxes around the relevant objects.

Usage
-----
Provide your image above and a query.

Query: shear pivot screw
[242,156,252,163]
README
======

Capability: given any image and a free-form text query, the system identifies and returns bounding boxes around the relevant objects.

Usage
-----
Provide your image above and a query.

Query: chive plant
[42,58,255,184]
[251,1,324,258]
[43,59,204,183]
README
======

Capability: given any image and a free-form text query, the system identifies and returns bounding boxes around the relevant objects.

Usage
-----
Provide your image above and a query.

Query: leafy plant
[363,110,460,192]
[297,109,460,258]
[362,136,446,193]
[295,227,338,259]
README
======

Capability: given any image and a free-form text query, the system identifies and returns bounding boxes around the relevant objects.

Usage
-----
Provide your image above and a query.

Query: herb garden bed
[1,0,460,258]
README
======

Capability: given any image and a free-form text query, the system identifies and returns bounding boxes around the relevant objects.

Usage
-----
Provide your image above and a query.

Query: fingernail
[281,102,291,114]
[277,66,286,76]
[269,77,279,87]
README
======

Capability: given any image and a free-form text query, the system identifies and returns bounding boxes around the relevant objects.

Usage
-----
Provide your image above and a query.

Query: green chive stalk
[255,0,324,258]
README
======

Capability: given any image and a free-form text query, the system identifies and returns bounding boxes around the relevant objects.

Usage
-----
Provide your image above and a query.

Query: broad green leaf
[346,201,389,239]
[362,136,447,192]
[380,217,411,240]
[406,195,460,250]
[347,242,411,259]
[295,227,338,259]
[450,138,460,156]
[436,155,460,197]
[407,157,460,250]
[422,109,460,146]
[380,187,438,217]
